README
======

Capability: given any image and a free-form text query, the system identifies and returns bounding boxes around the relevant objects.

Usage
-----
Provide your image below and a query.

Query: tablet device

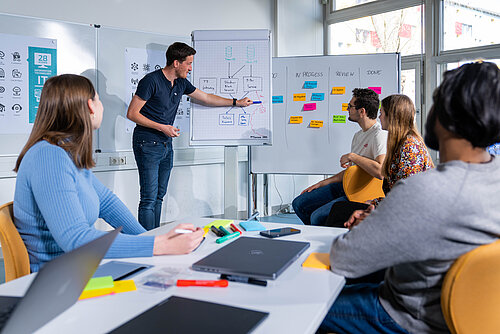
[93,261,153,280]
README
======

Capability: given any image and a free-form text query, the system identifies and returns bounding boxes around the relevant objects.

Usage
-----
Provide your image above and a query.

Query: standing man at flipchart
[127,42,253,230]
[292,88,387,226]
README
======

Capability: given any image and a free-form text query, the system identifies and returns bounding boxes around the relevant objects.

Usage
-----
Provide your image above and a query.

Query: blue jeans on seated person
[292,182,347,226]
[318,283,409,334]
[133,137,173,231]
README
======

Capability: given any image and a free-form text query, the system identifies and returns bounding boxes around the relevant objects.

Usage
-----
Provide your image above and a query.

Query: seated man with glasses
[292,88,387,226]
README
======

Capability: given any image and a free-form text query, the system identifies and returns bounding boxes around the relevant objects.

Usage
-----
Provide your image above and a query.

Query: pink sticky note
[368,87,382,94]
[303,103,317,111]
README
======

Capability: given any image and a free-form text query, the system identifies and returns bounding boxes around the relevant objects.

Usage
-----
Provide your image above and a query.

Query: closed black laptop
[0,228,120,334]
[192,236,310,280]
[111,296,268,334]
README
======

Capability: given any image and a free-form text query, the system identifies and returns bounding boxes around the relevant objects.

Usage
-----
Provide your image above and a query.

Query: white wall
[0,0,326,221]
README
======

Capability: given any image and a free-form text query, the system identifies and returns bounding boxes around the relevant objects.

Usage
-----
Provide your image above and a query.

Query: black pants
[325,200,370,228]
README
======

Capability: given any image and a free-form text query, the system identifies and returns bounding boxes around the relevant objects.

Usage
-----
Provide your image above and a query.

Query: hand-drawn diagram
[191,31,271,145]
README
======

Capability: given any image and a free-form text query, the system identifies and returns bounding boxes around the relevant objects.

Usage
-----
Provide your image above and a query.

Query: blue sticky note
[239,220,266,232]
[272,95,284,104]
[311,93,324,101]
[304,81,318,89]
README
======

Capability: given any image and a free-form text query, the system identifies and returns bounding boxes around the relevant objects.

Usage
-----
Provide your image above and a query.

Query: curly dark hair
[425,61,500,149]
[352,88,380,119]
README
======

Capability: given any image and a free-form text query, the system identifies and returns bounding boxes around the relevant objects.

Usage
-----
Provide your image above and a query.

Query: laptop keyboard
[0,302,19,329]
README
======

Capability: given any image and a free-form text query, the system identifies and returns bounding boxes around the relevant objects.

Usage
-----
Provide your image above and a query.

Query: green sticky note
[84,276,114,291]
[332,115,346,123]
[205,219,234,228]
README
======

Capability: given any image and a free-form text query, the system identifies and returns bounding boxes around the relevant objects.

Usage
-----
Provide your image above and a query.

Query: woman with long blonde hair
[326,94,434,228]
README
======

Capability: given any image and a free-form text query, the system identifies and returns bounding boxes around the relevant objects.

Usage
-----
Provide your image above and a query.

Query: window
[332,0,377,11]
[443,0,500,50]
[329,5,423,56]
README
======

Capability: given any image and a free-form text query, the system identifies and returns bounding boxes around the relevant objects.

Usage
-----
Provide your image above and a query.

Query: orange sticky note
[289,116,303,124]
[331,87,346,95]
[293,93,306,101]
[310,120,324,128]
[342,103,348,111]
[302,252,330,270]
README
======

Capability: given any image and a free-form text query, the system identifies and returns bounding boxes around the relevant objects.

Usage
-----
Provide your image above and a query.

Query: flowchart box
[243,76,262,92]
[199,78,217,94]
[220,78,238,94]
[219,114,234,125]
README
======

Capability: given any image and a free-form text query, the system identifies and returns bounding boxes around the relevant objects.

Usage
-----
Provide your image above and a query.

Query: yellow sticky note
[310,120,324,128]
[302,252,330,270]
[293,93,306,101]
[331,87,346,95]
[80,280,137,300]
[289,116,303,124]
[84,276,114,291]
[342,103,348,111]
[205,219,233,229]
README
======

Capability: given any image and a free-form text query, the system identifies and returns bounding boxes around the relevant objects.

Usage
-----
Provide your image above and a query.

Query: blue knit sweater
[14,141,154,272]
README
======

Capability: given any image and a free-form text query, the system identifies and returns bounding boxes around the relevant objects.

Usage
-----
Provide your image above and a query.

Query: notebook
[192,236,310,280]
[0,227,121,334]
[110,295,268,334]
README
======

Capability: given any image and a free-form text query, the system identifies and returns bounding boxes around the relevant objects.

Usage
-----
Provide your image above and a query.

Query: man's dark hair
[425,61,500,149]
[352,88,380,119]
[166,42,196,66]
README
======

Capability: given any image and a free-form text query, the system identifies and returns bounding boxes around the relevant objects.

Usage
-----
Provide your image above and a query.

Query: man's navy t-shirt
[133,69,196,142]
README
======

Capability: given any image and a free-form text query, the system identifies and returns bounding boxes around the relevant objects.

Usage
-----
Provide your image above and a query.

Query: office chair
[342,165,384,203]
[0,202,30,282]
[441,239,500,334]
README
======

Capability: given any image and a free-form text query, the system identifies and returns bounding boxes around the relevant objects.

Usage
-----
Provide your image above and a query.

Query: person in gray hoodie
[319,61,500,334]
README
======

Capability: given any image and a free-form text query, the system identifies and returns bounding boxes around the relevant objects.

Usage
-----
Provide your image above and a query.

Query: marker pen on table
[230,223,242,234]
[210,226,225,237]
[176,280,228,287]
[216,231,240,244]
[218,226,231,236]
[220,274,267,287]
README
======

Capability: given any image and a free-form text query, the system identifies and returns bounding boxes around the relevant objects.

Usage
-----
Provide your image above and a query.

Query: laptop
[110,295,269,334]
[192,236,310,280]
[0,227,121,334]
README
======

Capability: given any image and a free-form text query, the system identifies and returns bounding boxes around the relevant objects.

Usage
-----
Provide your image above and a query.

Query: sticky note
[303,103,317,111]
[311,93,324,101]
[309,120,324,128]
[84,276,114,291]
[302,253,330,270]
[342,103,348,111]
[293,93,306,101]
[333,115,346,123]
[205,219,233,229]
[304,81,318,89]
[80,280,137,300]
[239,220,266,232]
[331,87,346,94]
[368,86,382,94]
[272,95,284,104]
[289,116,303,124]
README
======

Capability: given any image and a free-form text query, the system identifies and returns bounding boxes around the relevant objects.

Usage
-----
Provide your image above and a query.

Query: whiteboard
[190,30,272,146]
[0,13,96,156]
[250,53,400,174]
[95,27,191,152]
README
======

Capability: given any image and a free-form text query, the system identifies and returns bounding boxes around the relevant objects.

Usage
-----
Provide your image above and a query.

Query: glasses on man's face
[347,103,356,110]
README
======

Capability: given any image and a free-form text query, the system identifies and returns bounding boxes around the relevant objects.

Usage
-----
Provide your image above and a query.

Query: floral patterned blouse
[372,135,433,206]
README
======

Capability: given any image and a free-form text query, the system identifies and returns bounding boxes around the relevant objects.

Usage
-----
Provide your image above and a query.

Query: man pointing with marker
[127,42,252,230]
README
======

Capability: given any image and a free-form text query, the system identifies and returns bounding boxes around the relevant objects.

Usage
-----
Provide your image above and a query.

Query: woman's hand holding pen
[153,224,203,255]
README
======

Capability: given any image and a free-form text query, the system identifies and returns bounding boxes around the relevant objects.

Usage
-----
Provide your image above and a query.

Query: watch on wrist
[232,98,237,107]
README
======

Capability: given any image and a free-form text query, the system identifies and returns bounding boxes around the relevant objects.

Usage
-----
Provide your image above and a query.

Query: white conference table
[0,219,346,334]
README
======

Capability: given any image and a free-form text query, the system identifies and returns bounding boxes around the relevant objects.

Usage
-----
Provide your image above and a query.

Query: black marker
[220,274,267,287]
[210,226,225,237]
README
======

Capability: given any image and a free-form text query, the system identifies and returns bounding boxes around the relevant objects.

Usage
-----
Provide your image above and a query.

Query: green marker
[218,226,231,236]
[216,232,240,244]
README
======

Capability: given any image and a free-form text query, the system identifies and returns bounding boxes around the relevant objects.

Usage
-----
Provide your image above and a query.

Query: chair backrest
[441,239,500,334]
[0,202,30,282]
[342,165,385,203]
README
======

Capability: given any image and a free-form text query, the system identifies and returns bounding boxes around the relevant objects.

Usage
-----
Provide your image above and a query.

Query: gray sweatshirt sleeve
[329,170,459,278]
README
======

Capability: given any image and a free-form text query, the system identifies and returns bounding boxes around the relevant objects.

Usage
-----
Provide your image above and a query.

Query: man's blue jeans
[318,283,410,334]
[292,182,347,225]
[133,137,173,231]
